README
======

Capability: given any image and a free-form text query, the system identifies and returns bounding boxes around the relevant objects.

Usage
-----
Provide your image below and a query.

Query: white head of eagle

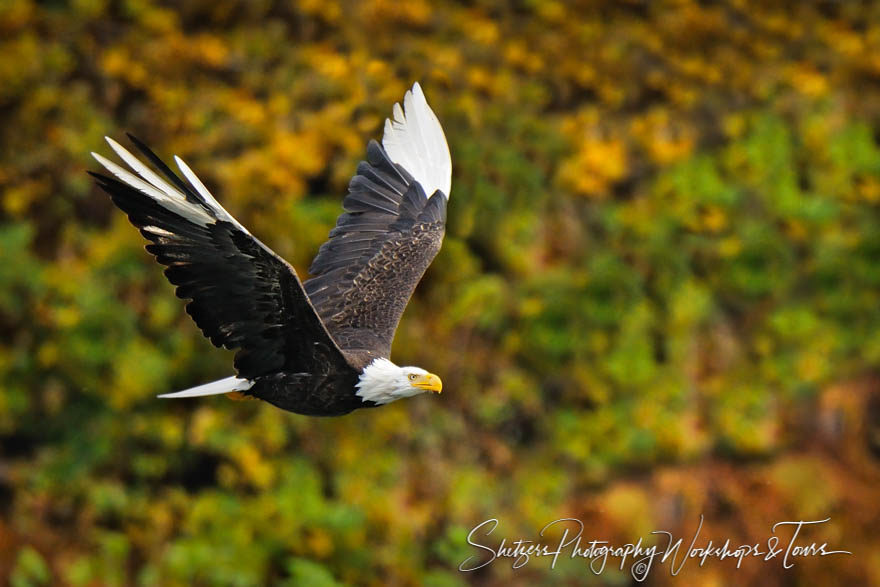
[90,82,452,416]
[356,358,443,405]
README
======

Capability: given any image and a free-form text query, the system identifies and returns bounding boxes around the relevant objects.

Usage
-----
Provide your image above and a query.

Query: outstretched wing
[304,83,451,357]
[90,135,349,380]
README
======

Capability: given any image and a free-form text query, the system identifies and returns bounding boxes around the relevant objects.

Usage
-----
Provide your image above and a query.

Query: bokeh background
[3,0,880,585]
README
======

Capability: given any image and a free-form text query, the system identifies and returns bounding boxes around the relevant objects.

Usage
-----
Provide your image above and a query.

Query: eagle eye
[408,374,418,381]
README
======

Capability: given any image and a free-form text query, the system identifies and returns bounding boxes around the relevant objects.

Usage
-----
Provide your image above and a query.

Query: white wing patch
[172,154,250,234]
[91,137,249,233]
[382,82,452,199]
[142,225,175,237]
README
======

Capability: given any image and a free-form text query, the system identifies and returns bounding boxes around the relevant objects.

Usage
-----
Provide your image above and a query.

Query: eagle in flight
[90,83,450,416]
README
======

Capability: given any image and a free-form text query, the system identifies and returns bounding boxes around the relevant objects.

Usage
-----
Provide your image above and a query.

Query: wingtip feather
[381,82,451,199]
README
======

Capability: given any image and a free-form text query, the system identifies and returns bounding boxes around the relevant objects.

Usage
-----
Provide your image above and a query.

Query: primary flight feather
[90,82,450,416]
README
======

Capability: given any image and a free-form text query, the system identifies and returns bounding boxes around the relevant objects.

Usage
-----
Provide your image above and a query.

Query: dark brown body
[248,349,383,416]
[249,370,371,416]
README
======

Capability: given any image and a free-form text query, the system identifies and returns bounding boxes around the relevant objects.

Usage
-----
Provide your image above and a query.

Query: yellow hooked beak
[411,372,443,394]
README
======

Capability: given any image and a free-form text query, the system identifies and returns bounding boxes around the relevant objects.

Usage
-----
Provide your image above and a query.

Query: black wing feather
[89,147,350,380]
[125,133,205,207]
[304,141,448,357]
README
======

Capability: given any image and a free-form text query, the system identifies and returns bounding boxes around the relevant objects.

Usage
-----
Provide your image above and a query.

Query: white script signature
[459,517,851,580]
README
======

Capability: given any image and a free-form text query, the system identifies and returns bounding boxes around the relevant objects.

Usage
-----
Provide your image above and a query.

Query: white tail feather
[382,82,452,199]
[158,376,254,398]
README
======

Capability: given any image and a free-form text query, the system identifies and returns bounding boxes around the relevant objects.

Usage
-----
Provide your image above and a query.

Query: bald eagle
[90,83,450,416]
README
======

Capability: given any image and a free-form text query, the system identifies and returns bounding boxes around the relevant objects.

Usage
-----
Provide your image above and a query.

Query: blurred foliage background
[2,0,880,585]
